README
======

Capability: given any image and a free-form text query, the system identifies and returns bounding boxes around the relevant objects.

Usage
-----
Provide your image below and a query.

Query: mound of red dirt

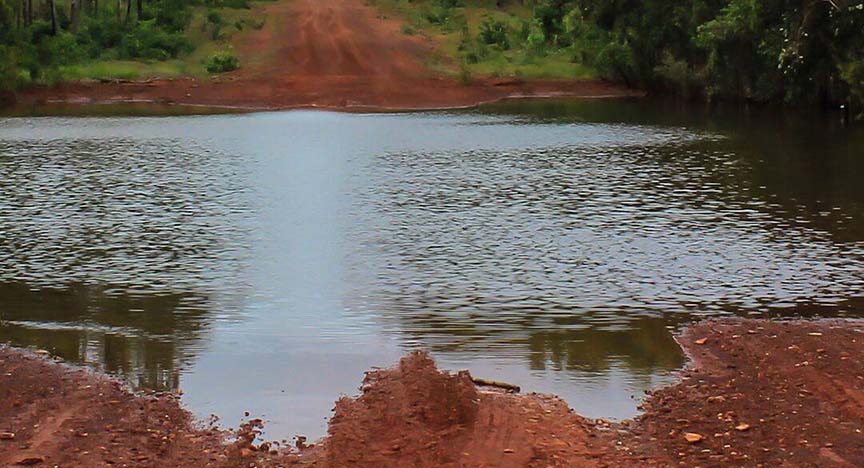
[0,346,297,467]
[322,352,617,467]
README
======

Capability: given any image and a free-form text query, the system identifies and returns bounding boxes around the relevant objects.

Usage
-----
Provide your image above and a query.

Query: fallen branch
[471,377,520,393]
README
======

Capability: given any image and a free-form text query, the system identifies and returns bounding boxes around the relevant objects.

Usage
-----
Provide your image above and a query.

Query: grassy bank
[51,4,263,82]
[0,0,269,89]
[369,0,593,80]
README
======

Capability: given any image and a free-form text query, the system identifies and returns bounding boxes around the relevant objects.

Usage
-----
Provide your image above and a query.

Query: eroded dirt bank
[13,0,639,112]
[1,319,863,467]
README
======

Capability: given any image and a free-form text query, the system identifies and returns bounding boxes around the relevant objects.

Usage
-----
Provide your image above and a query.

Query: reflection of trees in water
[0,282,212,391]
[0,135,253,391]
[365,293,687,375]
[348,105,864,377]
[482,98,864,244]
[524,315,685,373]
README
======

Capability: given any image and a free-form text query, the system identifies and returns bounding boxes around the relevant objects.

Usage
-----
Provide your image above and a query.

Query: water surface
[1,100,863,439]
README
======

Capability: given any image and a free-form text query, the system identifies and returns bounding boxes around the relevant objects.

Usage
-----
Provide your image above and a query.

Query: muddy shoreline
[1,318,862,467]
[10,77,641,115]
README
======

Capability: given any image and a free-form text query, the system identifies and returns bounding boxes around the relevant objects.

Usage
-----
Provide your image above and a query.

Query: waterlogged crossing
[0,100,863,438]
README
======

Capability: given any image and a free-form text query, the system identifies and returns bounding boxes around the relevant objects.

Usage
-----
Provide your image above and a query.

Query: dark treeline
[505,0,864,111]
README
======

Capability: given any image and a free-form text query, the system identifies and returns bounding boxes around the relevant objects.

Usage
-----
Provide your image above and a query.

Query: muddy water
[1,100,863,439]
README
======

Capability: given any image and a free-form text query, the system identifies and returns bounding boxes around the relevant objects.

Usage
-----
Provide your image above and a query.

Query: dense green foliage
[524,0,863,108]
[389,0,864,110]
[0,0,246,92]
[204,48,237,72]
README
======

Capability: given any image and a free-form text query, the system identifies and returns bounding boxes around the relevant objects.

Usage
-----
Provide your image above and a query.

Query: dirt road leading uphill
[259,0,430,78]
[17,0,639,110]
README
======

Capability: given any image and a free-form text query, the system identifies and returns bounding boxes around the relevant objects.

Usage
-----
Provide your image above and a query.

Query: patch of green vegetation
[370,0,864,113]
[369,0,593,80]
[57,59,188,81]
[0,0,264,90]
[204,49,239,73]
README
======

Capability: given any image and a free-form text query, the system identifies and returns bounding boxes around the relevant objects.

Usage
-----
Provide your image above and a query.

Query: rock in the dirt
[684,433,704,443]
[16,456,46,466]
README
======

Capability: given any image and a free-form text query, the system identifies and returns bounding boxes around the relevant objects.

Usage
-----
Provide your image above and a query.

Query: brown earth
[2,318,863,467]
[15,0,639,112]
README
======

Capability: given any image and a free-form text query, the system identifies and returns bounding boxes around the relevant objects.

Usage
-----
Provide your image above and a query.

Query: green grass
[183,4,262,73]
[468,51,594,80]
[55,3,265,83]
[58,60,190,81]
[369,0,596,80]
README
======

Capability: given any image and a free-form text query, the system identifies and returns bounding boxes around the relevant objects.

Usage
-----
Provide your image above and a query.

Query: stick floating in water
[470,377,521,393]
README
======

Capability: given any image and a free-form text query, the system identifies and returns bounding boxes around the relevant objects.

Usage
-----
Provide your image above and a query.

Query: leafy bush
[153,0,192,32]
[479,19,509,50]
[205,50,239,73]
[594,41,636,87]
[207,10,223,25]
[524,18,545,52]
[120,20,192,61]
[41,32,88,66]
[422,6,450,25]
[654,51,704,98]
[78,14,125,53]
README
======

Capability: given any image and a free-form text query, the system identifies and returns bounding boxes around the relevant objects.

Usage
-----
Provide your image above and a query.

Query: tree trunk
[125,0,132,23]
[136,0,142,20]
[49,0,58,35]
[117,0,121,22]
[26,0,32,26]
[70,0,78,31]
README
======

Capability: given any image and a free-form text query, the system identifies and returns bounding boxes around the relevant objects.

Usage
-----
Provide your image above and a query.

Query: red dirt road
[16,0,639,111]
[2,319,863,467]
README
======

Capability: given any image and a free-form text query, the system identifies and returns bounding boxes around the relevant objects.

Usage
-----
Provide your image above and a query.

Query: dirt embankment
[14,0,639,112]
[2,319,863,467]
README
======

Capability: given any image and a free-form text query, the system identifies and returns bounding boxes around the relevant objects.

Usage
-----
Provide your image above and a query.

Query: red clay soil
[0,346,299,467]
[15,0,639,112]
[627,319,864,467]
[1,319,863,467]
